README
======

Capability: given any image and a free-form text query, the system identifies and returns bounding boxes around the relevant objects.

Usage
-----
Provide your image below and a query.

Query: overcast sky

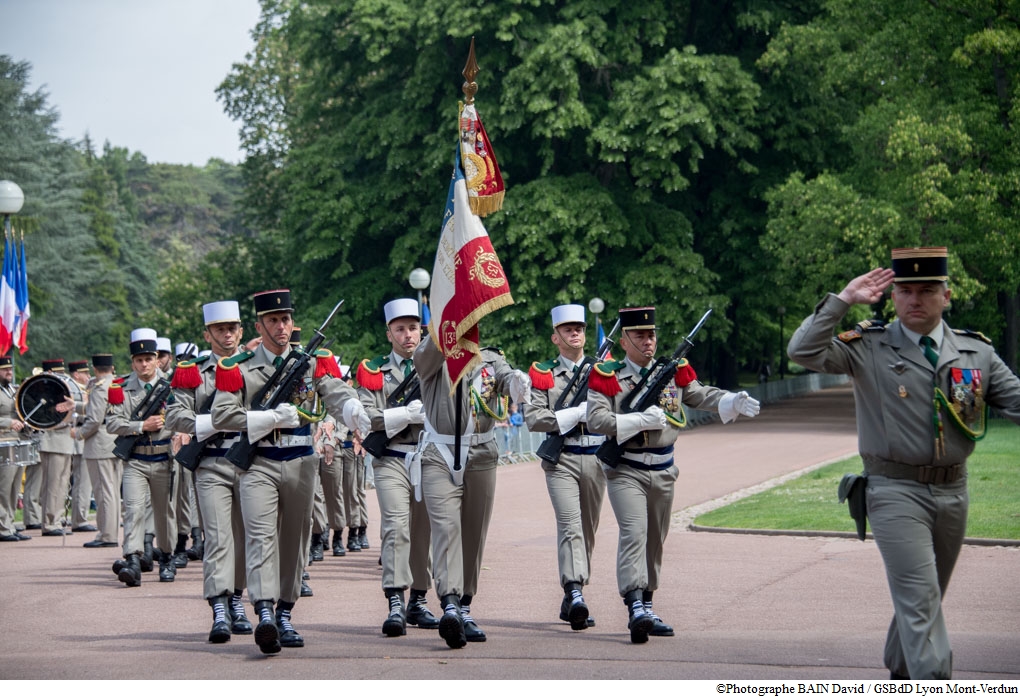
[1,0,261,166]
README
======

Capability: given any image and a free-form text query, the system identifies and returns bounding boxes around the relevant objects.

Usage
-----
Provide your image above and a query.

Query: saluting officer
[392,331,530,649]
[79,354,120,548]
[0,354,34,542]
[210,289,359,655]
[525,304,606,630]
[165,301,253,643]
[587,306,760,644]
[787,247,1020,679]
[106,328,177,586]
[356,298,440,636]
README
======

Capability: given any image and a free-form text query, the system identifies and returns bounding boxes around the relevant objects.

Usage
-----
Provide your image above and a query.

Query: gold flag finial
[462,36,479,105]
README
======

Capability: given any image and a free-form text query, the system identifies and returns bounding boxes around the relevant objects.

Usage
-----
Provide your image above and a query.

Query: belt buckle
[642,452,655,465]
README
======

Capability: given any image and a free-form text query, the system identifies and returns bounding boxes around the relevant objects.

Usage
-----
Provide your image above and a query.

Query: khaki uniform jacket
[0,382,27,443]
[79,374,116,459]
[165,354,220,440]
[105,370,175,453]
[787,293,1020,466]
[587,358,728,453]
[359,351,423,449]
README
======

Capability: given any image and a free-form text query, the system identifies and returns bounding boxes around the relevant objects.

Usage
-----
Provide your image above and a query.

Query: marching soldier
[79,354,120,548]
[156,337,174,373]
[210,289,360,655]
[67,360,96,534]
[106,328,177,586]
[393,332,530,648]
[525,304,606,630]
[587,306,760,644]
[356,298,440,636]
[787,247,1020,679]
[38,358,81,536]
[0,354,34,542]
[165,300,253,643]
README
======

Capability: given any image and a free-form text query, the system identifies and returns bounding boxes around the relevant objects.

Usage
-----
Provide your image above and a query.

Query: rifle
[535,318,622,465]
[360,368,422,458]
[225,299,345,471]
[595,309,712,467]
[174,391,219,472]
[112,377,174,461]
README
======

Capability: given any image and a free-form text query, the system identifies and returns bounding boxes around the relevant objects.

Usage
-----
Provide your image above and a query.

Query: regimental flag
[428,145,513,393]
[14,235,30,354]
[0,233,17,356]
[458,102,505,217]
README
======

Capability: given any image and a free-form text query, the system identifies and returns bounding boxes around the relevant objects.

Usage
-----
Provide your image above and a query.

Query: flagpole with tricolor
[426,37,512,394]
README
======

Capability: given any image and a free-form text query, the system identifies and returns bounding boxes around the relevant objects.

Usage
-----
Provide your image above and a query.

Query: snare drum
[0,438,39,467]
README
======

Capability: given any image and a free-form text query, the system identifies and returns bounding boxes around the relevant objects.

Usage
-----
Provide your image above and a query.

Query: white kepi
[550,304,586,328]
[384,298,420,324]
[203,300,241,326]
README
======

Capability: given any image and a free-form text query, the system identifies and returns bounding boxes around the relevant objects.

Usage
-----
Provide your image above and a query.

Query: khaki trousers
[340,447,362,528]
[318,454,346,532]
[375,455,432,591]
[543,452,606,588]
[175,464,199,535]
[866,474,967,679]
[85,457,122,544]
[122,459,176,556]
[195,457,246,599]
[40,451,72,532]
[421,442,497,599]
[70,453,92,528]
[239,454,317,605]
[21,464,42,525]
[603,463,677,596]
[0,464,24,537]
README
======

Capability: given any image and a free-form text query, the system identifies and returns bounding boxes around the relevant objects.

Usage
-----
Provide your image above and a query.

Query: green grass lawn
[693,419,1020,540]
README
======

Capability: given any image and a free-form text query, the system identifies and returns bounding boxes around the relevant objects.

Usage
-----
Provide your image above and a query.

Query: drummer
[0,355,35,542]
[37,359,83,537]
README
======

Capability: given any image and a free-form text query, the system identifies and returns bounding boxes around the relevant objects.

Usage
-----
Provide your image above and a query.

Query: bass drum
[14,372,84,430]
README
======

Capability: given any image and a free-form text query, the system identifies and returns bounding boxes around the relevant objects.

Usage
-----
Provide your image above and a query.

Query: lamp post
[0,181,24,376]
[408,267,430,320]
[588,297,605,344]
[778,305,786,379]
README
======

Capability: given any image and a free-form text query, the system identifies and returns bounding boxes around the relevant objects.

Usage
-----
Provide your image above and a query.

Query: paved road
[1,385,1017,680]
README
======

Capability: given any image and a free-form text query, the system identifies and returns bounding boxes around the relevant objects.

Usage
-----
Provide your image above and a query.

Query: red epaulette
[674,359,697,388]
[588,361,623,397]
[171,361,202,390]
[356,358,384,391]
[528,361,555,391]
[215,358,245,393]
[313,349,342,379]
[107,382,125,405]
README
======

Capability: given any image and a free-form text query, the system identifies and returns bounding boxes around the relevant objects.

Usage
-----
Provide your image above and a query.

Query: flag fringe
[468,190,504,218]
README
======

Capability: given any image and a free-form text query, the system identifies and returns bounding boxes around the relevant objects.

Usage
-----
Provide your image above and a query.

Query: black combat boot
[560,581,590,631]
[186,527,204,561]
[438,594,466,649]
[460,594,486,642]
[140,533,155,572]
[229,590,253,634]
[208,594,232,644]
[382,588,406,637]
[642,590,674,637]
[117,553,142,587]
[625,589,653,644]
[275,600,304,648]
[309,532,324,563]
[406,588,440,629]
[346,526,361,552]
[158,550,176,582]
[357,525,370,549]
[331,529,346,557]
[253,600,281,654]
[172,533,189,568]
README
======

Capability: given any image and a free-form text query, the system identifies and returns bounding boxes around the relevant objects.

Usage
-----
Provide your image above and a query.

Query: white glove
[383,399,425,438]
[246,403,300,442]
[194,414,222,442]
[616,405,667,443]
[509,370,532,405]
[342,399,372,435]
[555,402,587,435]
[718,391,761,424]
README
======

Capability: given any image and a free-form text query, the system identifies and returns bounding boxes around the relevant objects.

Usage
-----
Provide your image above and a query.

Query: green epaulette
[365,354,388,371]
[218,349,254,368]
[314,348,334,359]
[594,359,626,375]
[952,328,992,344]
[534,357,558,372]
[177,354,211,368]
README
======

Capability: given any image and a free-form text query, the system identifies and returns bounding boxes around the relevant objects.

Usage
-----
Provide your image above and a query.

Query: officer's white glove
[194,414,222,442]
[555,402,587,435]
[616,405,667,443]
[246,403,301,442]
[509,370,532,405]
[718,391,761,424]
[383,399,425,438]
[342,399,372,436]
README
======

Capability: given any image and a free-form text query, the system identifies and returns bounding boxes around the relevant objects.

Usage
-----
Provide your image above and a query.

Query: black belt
[865,460,965,485]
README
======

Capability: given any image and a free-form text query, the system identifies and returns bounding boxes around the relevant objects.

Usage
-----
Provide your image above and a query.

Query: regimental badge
[948,368,983,425]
